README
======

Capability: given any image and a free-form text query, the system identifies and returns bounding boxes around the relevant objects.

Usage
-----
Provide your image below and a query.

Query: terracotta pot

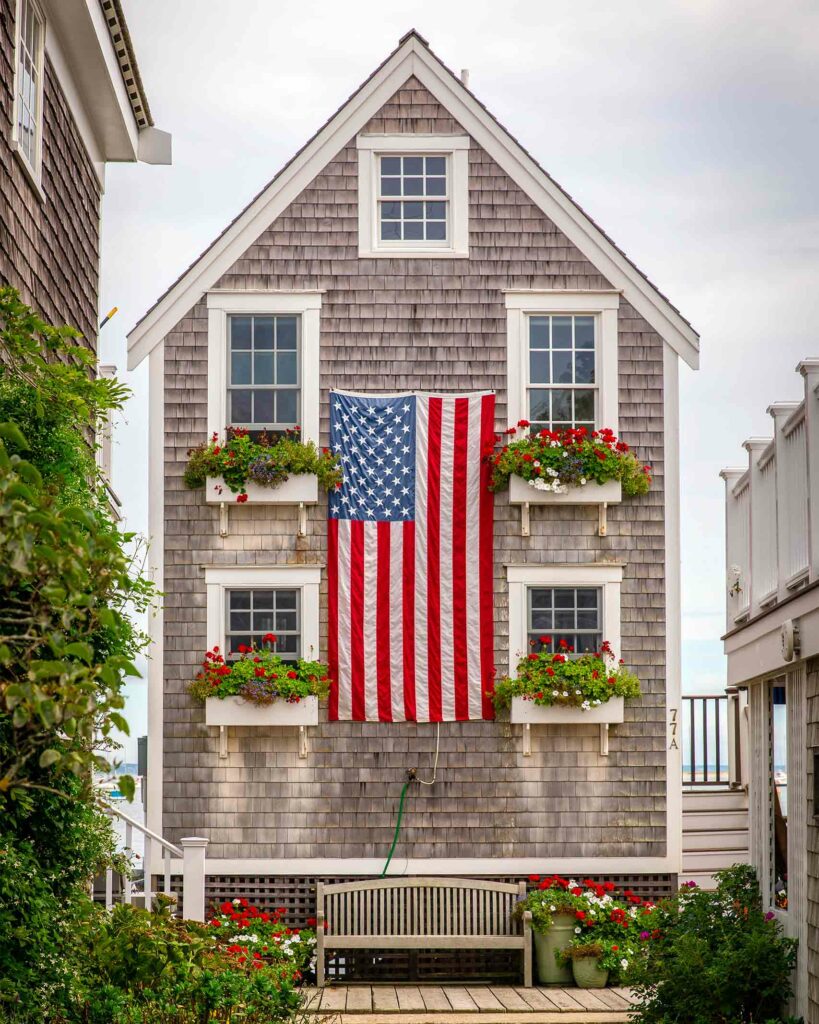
[572,956,609,988]
[533,913,575,985]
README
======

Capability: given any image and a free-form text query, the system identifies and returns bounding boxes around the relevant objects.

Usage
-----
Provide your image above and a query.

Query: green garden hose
[380,779,411,877]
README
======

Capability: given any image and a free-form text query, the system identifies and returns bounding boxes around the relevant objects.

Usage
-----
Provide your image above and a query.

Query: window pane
[230,611,251,630]
[403,156,423,174]
[275,634,299,656]
[253,591,275,609]
[230,390,252,423]
[404,201,423,220]
[404,221,423,239]
[381,220,401,240]
[551,389,572,422]
[576,634,598,653]
[425,156,446,174]
[254,317,274,349]
[529,389,550,424]
[276,389,298,424]
[575,316,595,349]
[530,609,552,630]
[231,317,252,349]
[426,222,446,240]
[529,351,550,384]
[574,390,595,422]
[253,351,274,384]
[426,177,446,196]
[530,589,553,608]
[254,611,276,631]
[381,156,401,174]
[253,390,274,424]
[576,610,598,628]
[276,317,298,349]
[529,317,550,348]
[228,635,252,655]
[230,590,251,610]
[577,589,599,609]
[552,317,572,347]
[231,351,251,385]
[575,351,595,384]
[554,590,575,609]
[275,610,298,632]
[276,591,297,609]
[381,201,401,219]
[552,351,573,384]
[426,202,446,220]
[276,350,297,385]
[404,177,423,196]
[381,177,401,196]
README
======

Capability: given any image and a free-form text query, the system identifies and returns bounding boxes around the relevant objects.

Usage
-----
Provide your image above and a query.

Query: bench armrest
[522,910,533,928]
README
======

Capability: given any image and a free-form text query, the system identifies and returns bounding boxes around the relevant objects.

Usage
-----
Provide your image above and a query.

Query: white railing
[721,360,819,628]
[100,804,208,921]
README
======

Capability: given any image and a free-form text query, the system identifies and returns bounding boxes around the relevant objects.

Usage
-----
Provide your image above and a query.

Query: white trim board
[166,856,680,877]
[146,343,165,840]
[126,33,699,371]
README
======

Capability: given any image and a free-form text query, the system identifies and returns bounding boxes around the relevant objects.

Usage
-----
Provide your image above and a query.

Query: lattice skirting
[166,872,676,982]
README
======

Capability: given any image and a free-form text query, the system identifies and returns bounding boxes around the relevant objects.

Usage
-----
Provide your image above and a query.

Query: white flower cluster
[529,475,568,494]
[228,933,260,944]
[580,698,603,711]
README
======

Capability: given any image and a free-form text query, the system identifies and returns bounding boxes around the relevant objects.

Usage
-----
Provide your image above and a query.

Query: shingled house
[127,31,699,931]
[1,0,170,345]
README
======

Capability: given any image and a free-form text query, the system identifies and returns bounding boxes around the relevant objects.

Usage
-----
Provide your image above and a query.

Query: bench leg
[523,912,533,987]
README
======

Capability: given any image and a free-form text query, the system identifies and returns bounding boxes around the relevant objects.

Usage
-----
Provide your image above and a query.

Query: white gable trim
[127,35,699,371]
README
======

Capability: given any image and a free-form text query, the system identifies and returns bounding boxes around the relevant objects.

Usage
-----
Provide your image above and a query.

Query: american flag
[327,390,496,722]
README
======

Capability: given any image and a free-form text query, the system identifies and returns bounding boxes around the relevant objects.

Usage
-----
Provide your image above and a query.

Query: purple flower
[640,930,650,940]
[765,912,775,921]
[682,880,698,888]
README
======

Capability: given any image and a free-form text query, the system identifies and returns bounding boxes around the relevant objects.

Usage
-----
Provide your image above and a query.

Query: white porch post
[180,837,209,922]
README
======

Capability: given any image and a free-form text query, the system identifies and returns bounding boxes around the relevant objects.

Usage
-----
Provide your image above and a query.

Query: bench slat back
[320,877,525,937]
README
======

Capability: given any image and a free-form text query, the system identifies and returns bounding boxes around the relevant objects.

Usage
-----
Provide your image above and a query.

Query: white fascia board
[168,856,679,876]
[127,35,699,370]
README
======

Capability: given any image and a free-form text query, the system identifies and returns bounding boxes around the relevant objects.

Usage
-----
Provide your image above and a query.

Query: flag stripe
[363,523,379,721]
[452,397,470,719]
[376,521,393,722]
[327,516,339,721]
[414,401,430,723]
[426,396,443,722]
[350,519,366,721]
[479,394,496,719]
[336,518,353,720]
[402,521,417,721]
[465,396,484,720]
[438,398,456,721]
[389,523,406,722]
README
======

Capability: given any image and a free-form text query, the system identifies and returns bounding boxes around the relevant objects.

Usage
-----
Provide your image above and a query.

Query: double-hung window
[527,586,602,654]
[225,588,300,662]
[506,291,620,436]
[12,0,45,180]
[357,135,469,257]
[227,314,299,433]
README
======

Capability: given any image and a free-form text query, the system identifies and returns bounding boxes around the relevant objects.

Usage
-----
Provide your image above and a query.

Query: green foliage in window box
[493,641,641,710]
[627,865,798,1024]
[184,427,342,499]
[487,422,651,497]
[188,644,331,705]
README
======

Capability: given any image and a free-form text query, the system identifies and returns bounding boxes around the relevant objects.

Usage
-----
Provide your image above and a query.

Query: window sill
[358,248,469,260]
[9,138,45,203]
[204,695,319,727]
[205,475,319,505]
[507,475,622,506]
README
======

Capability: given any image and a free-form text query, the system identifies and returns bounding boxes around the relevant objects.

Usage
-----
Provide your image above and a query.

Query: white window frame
[505,291,620,436]
[11,0,46,189]
[357,134,470,258]
[506,563,623,675]
[206,292,321,444]
[205,565,321,661]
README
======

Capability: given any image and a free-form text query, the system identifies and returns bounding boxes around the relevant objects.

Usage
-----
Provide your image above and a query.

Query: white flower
[550,905,556,912]
[580,477,587,485]
[620,959,629,970]
[575,927,582,934]
[552,690,559,697]
[562,451,568,458]
[575,689,581,695]
[528,478,535,487]
[562,691,568,697]
[533,460,540,467]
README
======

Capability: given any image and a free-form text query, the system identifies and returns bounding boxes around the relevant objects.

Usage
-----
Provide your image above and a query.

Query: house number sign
[668,706,679,750]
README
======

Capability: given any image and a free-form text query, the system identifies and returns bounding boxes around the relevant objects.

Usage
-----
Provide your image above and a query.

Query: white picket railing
[100,804,208,921]
[721,359,819,627]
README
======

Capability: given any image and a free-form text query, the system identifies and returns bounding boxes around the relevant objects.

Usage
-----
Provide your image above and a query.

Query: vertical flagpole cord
[380,723,441,876]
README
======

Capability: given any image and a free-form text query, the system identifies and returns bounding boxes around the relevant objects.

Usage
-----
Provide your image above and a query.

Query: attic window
[357,135,469,258]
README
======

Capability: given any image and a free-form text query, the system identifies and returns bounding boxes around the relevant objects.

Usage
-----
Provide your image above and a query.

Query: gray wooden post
[180,837,209,921]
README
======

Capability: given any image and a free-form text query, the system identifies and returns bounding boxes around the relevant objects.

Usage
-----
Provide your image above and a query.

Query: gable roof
[127,30,699,370]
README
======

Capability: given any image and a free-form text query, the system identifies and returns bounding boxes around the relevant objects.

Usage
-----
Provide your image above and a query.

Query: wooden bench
[315,877,532,986]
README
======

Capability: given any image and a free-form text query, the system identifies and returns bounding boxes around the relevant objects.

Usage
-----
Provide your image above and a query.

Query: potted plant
[517,876,647,986]
[557,939,625,989]
[486,422,651,504]
[189,640,331,727]
[494,640,641,724]
[184,426,342,505]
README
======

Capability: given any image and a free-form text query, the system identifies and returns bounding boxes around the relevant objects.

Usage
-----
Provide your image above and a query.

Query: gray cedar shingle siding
[162,78,667,860]
[0,0,101,348]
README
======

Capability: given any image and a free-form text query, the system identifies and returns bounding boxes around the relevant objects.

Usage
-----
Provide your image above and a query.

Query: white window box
[510,695,624,725]
[510,695,624,757]
[205,694,319,727]
[205,474,319,505]
[507,474,622,506]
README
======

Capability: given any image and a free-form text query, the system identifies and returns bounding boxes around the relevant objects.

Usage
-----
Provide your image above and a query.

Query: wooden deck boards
[302,984,634,1021]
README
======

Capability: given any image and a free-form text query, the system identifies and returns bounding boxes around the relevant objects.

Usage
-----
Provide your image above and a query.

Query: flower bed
[188,642,331,706]
[209,898,317,978]
[184,426,341,502]
[486,422,651,497]
[494,640,640,711]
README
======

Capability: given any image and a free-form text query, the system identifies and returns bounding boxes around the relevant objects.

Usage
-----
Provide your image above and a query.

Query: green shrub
[627,865,798,1024]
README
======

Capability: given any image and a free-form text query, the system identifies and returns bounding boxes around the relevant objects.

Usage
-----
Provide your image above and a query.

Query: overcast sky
[98,0,819,759]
